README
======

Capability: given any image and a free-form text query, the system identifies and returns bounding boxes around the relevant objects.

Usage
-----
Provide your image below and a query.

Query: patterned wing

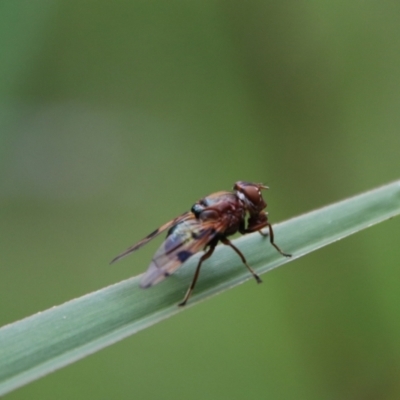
[110,212,191,264]
[140,215,227,288]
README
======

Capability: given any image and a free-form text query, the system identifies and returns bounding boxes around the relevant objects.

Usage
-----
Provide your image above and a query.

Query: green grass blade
[0,180,399,395]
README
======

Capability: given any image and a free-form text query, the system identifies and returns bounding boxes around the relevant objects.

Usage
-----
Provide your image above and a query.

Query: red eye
[234,181,267,210]
[243,186,262,205]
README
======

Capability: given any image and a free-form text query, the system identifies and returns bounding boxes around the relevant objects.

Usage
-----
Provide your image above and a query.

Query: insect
[111,181,291,306]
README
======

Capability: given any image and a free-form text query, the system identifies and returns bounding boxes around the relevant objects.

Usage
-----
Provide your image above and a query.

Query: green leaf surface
[0,181,399,395]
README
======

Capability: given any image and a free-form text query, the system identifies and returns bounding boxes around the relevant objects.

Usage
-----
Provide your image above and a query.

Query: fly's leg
[264,222,291,258]
[243,214,291,258]
[178,244,216,307]
[220,237,262,284]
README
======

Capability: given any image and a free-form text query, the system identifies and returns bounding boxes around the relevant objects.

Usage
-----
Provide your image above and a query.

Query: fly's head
[234,181,268,215]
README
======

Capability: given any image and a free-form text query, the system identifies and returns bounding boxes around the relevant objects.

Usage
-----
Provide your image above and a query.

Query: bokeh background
[1,1,400,399]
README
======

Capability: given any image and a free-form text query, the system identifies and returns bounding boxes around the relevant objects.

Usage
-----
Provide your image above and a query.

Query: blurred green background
[1,1,400,399]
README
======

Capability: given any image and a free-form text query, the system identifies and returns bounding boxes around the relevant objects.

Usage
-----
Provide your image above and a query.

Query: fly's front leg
[243,214,291,258]
[265,222,291,258]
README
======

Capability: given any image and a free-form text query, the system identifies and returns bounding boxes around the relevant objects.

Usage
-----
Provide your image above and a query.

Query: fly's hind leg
[178,244,216,307]
[220,237,262,284]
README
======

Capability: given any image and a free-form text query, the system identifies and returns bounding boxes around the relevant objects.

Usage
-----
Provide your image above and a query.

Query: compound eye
[243,186,262,206]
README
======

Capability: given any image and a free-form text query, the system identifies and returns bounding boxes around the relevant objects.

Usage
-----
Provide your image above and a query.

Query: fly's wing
[140,216,227,288]
[110,212,191,264]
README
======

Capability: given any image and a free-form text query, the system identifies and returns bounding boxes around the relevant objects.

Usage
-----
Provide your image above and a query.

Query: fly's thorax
[189,191,245,237]
[191,191,241,218]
